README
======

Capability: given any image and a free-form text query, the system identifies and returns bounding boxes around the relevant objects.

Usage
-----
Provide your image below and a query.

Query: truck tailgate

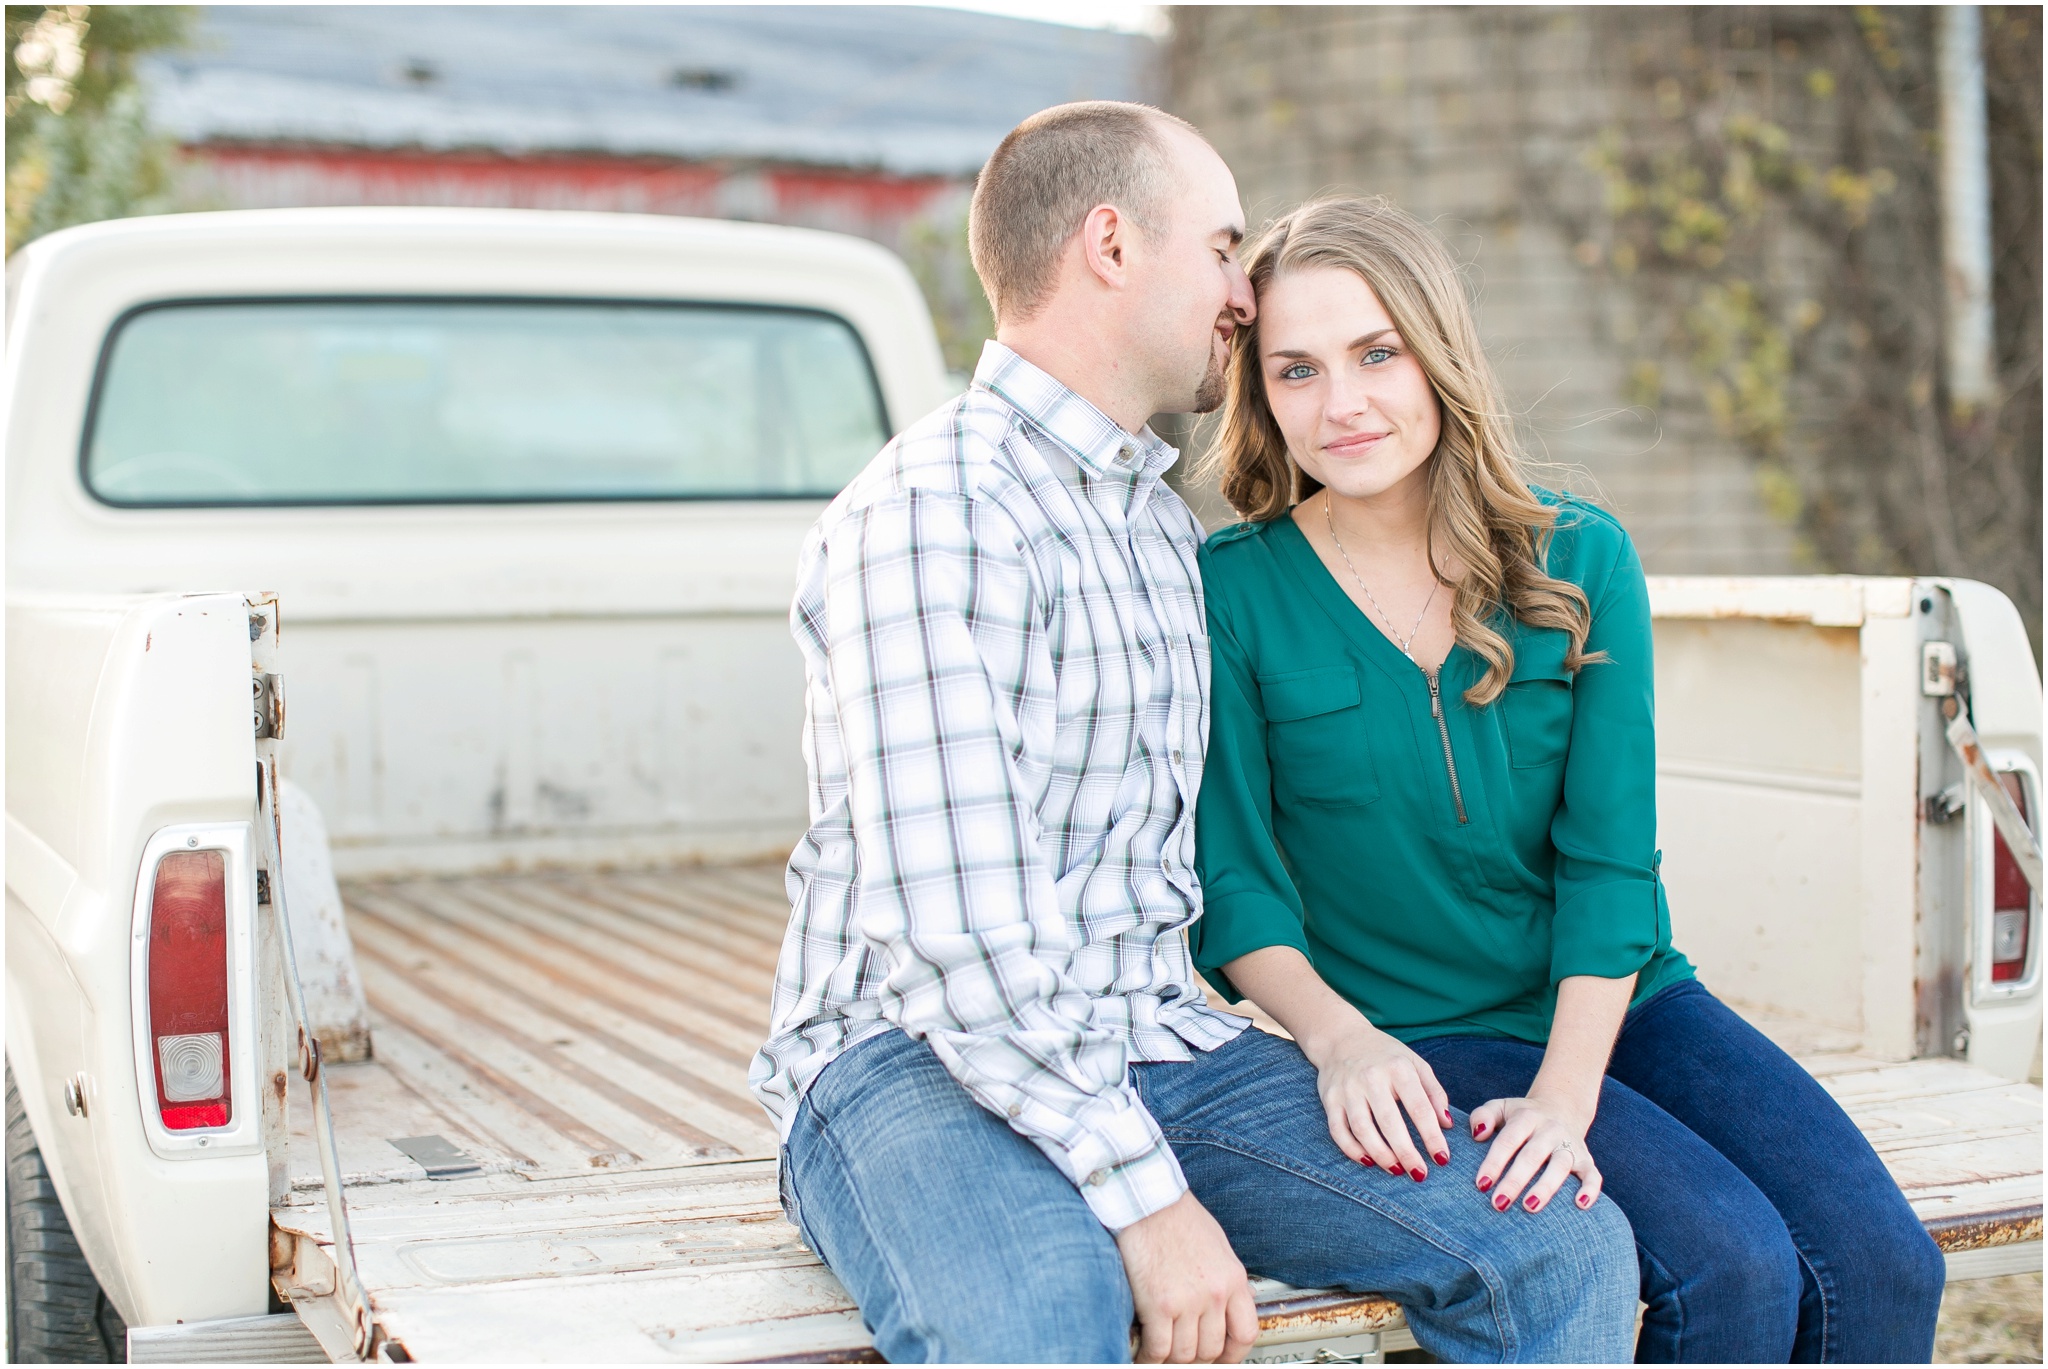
[271,863,2041,1362]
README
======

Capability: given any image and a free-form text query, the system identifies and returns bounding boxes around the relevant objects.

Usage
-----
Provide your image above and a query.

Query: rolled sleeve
[1190,577,1313,999]
[1549,523,1662,987]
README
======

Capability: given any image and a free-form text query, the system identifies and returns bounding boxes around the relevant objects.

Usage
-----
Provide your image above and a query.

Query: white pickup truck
[5,208,2041,1364]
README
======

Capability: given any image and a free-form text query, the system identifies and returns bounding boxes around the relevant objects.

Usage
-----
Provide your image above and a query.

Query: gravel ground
[1934,1273,2044,1363]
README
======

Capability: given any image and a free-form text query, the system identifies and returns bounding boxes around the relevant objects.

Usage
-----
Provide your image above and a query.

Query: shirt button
[1086,1169,1109,1187]
[1006,1103,1022,1119]
[1170,749,1184,766]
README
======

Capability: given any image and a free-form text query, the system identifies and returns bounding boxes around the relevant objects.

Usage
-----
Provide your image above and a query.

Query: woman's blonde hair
[1201,195,1598,706]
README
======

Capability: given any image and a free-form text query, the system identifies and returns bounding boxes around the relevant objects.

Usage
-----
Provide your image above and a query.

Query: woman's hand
[1306,1018,1455,1179]
[1468,1093,1602,1214]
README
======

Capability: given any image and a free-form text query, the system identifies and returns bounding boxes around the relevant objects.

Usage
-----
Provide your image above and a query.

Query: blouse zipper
[1424,668,1469,824]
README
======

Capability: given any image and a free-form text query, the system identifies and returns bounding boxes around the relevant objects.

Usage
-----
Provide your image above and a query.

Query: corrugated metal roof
[142,6,1157,177]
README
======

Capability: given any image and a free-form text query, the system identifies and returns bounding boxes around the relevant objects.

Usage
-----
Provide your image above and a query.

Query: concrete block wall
[1167,6,1800,573]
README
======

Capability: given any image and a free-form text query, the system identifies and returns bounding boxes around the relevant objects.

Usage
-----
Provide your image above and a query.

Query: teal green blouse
[1191,494,1693,1045]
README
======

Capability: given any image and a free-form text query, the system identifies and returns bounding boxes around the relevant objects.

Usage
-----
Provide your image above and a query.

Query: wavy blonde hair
[1201,196,1599,706]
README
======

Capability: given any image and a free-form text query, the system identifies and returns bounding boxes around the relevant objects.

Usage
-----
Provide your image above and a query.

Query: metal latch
[1922,641,1957,696]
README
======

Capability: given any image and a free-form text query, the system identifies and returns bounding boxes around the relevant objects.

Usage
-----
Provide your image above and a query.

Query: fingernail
[1493,1193,1511,1211]
[1409,1167,1426,1182]
[1576,1192,1592,1208]
[1474,1123,1489,1138]
[1524,1195,1541,1212]
[1441,1111,1453,1125]
[1476,1175,1493,1192]
[1433,1151,1450,1165]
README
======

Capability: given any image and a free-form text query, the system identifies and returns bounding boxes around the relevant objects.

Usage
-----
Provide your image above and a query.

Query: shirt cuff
[1048,1095,1188,1232]
[1550,877,1660,984]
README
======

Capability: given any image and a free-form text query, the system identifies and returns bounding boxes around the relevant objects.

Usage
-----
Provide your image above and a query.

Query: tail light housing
[1970,757,2041,1001]
[148,851,232,1128]
[130,824,260,1156]
[1989,773,2033,983]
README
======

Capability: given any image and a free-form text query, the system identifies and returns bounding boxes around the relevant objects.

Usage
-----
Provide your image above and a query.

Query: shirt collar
[973,340,1178,482]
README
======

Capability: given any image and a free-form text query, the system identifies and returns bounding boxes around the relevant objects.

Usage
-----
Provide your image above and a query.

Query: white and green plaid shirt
[752,341,1245,1232]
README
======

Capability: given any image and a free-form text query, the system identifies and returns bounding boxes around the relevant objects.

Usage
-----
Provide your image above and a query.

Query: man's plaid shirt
[751,341,1246,1232]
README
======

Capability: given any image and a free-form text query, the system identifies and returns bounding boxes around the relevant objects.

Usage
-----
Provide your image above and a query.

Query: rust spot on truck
[1254,1289,1405,1336]
[1927,1207,2044,1253]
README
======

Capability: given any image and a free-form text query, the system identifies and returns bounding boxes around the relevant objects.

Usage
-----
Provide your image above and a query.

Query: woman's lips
[1323,430,1391,456]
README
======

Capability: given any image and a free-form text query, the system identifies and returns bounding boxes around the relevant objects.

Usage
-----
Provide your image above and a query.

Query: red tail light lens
[147,851,232,1128]
[1990,774,2032,983]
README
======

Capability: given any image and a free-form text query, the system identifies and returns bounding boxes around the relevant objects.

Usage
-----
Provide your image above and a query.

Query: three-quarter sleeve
[1548,522,1663,984]
[1190,573,1314,996]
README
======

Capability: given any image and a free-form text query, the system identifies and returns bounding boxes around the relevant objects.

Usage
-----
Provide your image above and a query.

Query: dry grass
[1935,1273,2044,1364]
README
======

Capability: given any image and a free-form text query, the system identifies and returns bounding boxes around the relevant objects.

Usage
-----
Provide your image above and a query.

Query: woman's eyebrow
[1266,328,1398,361]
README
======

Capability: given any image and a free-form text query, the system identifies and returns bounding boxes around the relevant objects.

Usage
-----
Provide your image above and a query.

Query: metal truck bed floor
[272,865,2042,1362]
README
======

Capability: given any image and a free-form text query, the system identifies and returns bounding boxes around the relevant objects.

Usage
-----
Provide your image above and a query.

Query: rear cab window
[81,298,891,506]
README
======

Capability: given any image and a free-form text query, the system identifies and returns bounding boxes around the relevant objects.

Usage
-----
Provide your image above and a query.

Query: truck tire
[6,1067,126,1362]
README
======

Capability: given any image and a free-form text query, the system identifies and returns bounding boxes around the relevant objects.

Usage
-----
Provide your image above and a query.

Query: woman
[1191,196,1945,1363]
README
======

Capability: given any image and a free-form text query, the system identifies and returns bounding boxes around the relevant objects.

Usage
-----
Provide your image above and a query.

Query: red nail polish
[1474,1124,1489,1138]
[1441,1111,1454,1125]
[1576,1193,1591,1208]
[1476,1175,1493,1192]
[1524,1195,1541,1212]
[1493,1193,1511,1211]
[1409,1167,1426,1182]
[1433,1151,1450,1165]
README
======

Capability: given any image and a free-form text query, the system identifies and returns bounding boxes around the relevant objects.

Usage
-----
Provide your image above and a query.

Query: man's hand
[1115,1191,1259,1364]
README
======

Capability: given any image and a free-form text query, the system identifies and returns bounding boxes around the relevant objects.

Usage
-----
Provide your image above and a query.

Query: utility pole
[1936,5,1997,417]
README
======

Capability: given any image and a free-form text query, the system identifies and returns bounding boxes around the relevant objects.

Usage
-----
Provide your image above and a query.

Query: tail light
[1989,774,2032,983]
[147,850,232,1129]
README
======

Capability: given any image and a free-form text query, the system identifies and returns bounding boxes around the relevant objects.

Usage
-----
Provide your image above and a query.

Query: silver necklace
[1323,492,1438,661]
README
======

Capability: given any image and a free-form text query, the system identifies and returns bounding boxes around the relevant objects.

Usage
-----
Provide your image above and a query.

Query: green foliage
[1582,94,1891,507]
[5,5,193,254]
[899,200,995,382]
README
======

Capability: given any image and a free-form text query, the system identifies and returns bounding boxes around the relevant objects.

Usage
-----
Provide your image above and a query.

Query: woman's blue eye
[1363,347,1396,365]
[1280,363,1315,380]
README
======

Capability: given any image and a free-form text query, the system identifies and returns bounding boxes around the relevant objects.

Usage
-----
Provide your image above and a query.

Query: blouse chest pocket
[1501,640,1575,770]
[1260,665,1380,809]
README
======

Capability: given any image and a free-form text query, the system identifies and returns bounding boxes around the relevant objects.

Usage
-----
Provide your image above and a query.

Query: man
[750,101,1637,1364]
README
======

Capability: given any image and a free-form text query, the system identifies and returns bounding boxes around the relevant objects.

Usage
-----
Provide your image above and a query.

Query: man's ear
[1078,203,1128,290]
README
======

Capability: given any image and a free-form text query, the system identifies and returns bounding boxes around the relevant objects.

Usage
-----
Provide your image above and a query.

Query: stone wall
[1165,6,1806,572]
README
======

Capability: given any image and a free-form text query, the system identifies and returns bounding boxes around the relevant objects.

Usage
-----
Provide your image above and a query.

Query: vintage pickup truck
[5,208,2042,1363]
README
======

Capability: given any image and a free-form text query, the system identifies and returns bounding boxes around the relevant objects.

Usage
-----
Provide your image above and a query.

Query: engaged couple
[748,100,1944,1365]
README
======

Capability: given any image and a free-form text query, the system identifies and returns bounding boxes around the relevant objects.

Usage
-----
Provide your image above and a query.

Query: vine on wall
[1563,7,2039,643]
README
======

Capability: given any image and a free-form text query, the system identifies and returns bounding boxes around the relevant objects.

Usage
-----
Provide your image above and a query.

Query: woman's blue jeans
[1412,978,1947,1363]
[781,1025,1639,1363]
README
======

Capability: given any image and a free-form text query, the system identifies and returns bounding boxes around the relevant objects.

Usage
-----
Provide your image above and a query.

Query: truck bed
[269,863,2043,1362]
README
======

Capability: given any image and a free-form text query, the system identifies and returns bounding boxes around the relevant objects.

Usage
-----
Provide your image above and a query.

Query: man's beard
[1190,345,1228,413]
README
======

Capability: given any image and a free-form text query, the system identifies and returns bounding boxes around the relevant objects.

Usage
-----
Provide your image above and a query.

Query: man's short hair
[968,101,1200,325]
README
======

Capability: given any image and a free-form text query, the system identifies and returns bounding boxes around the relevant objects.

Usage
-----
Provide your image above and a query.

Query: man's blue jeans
[781,1025,1639,1363]
[1413,979,1947,1362]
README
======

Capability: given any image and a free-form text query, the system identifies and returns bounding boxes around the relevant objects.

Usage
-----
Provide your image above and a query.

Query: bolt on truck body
[5,209,2040,1363]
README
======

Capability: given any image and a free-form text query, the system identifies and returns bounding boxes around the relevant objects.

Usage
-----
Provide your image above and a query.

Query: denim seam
[1791,1240,1831,1362]
[1636,1242,1687,1362]
[1159,1125,1518,1361]
[807,1114,932,1353]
